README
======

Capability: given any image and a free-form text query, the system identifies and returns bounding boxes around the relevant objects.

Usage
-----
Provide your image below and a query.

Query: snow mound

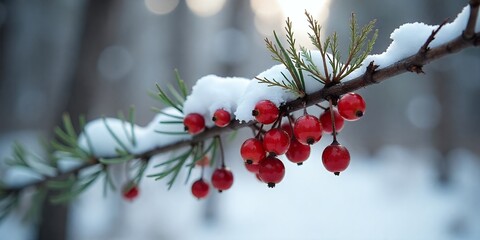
[183,75,250,127]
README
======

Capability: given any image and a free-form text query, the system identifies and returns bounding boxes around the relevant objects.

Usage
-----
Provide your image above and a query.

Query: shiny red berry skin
[212,109,231,127]
[337,92,366,121]
[258,157,285,188]
[211,167,234,192]
[184,113,206,134]
[191,178,210,199]
[263,128,290,156]
[245,162,260,173]
[319,108,345,134]
[293,115,322,145]
[252,100,279,124]
[322,142,350,175]
[286,139,311,165]
[240,138,265,164]
[122,184,139,201]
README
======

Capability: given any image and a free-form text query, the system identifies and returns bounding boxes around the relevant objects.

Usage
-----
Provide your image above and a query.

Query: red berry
[191,178,210,199]
[252,100,279,124]
[322,142,350,175]
[319,108,345,134]
[245,162,260,173]
[240,138,265,164]
[263,128,290,156]
[280,122,294,138]
[286,139,311,165]
[293,114,322,145]
[211,167,234,192]
[184,113,206,134]
[258,157,285,188]
[122,183,139,201]
[212,109,231,127]
[337,92,366,121]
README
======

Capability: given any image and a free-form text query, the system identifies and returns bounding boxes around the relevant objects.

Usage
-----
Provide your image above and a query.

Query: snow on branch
[1,3,479,222]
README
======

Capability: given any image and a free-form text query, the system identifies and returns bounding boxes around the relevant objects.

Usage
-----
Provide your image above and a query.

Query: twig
[464,0,480,39]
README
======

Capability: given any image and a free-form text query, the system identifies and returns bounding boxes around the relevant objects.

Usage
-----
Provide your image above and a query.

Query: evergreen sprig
[260,11,377,95]
[153,69,188,113]
[147,139,219,189]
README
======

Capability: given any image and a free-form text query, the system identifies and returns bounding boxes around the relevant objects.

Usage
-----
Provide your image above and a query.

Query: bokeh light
[406,94,442,129]
[97,45,133,81]
[250,0,331,46]
[186,0,226,17]
[144,0,179,15]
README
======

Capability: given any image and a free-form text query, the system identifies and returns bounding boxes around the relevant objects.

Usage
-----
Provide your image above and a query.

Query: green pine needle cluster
[147,136,220,190]
[260,11,378,95]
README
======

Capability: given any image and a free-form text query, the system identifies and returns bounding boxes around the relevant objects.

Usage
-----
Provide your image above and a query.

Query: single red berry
[212,109,231,127]
[263,128,290,156]
[211,167,234,192]
[293,114,322,145]
[258,157,285,188]
[245,162,260,173]
[286,138,311,165]
[337,92,366,121]
[240,138,265,164]
[281,122,294,138]
[191,178,210,199]
[184,113,206,134]
[122,183,139,201]
[319,107,345,134]
[252,100,279,124]
[195,156,210,167]
[322,142,350,175]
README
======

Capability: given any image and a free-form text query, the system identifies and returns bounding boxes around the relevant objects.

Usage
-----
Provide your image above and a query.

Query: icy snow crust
[77,5,477,157]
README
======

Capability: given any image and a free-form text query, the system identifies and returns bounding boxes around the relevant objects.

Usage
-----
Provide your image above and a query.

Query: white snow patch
[78,107,189,157]
[183,75,250,127]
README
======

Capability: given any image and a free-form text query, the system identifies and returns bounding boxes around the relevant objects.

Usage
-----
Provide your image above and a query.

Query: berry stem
[255,124,264,139]
[315,103,328,110]
[328,98,338,143]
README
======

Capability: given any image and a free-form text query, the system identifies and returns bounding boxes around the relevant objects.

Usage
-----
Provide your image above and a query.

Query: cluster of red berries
[183,92,366,196]
[190,156,235,199]
[183,109,232,135]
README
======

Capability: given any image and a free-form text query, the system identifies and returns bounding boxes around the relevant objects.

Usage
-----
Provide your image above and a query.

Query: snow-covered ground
[56,139,480,240]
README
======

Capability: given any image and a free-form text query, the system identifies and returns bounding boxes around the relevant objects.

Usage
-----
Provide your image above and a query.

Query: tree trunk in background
[37,0,116,239]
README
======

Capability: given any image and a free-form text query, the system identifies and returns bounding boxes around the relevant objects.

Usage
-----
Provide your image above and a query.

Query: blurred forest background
[0,0,479,240]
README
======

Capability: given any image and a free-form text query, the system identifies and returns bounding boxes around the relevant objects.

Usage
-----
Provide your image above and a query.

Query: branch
[5,29,478,194]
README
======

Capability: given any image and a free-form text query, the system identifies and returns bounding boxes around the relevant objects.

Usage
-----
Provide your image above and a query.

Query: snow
[75,5,478,157]
[183,75,250,127]
[77,107,189,157]
[348,5,480,78]
[63,143,480,240]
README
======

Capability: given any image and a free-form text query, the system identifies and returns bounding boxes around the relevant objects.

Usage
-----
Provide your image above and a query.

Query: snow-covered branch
[2,2,479,212]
